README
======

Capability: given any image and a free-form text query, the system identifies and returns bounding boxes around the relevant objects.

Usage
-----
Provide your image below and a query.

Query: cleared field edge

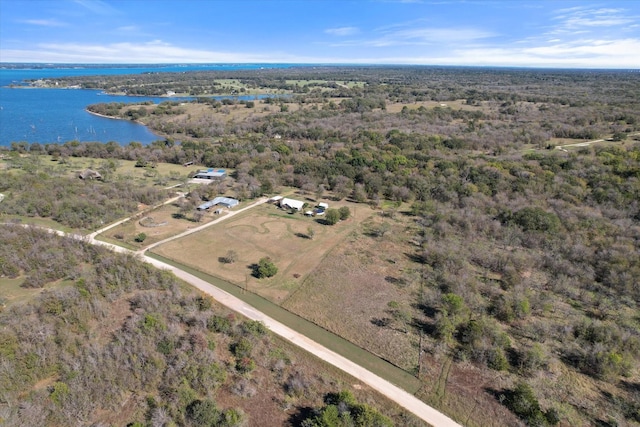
[94,234,138,251]
[146,251,423,395]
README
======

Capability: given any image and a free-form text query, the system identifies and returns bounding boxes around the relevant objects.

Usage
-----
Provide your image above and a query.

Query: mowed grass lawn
[152,199,373,303]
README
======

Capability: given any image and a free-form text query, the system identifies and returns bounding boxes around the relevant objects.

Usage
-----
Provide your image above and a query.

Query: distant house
[78,169,102,180]
[193,168,227,180]
[197,196,239,210]
[269,195,284,203]
[280,197,305,211]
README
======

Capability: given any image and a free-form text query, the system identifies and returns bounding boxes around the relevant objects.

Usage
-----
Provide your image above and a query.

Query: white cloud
[553,7,638,30]
[21,19,66,27]
[73,0,119,15]
[390,27,495,43]
[428,37,640,68]
[116,26,139,32]
[329,25,495,47]
[113,25,153,37]
[325,27,359,36]
[0,40,310,63]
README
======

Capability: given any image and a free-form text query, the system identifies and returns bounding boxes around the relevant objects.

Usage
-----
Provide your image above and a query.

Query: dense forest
[3,66,640,426]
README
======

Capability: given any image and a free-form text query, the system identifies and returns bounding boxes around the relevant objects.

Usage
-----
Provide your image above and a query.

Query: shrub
[219,250,238,264]
[235,357,256,374]
[256,257,278,278]
[207,315,232,334]
[230,337,253,359]
[240,320,268,337]
[324,208,341,225]
[134,232,147,243]
[338,206,351,220]
[512,207,560,233]
[505,382,559,426]
[186,399,220,426]
[302,390,393,427]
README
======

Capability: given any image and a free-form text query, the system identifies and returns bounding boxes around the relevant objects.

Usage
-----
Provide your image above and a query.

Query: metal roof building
[194,168,227,180]
[280,197,305,211]
[197,196,239,210]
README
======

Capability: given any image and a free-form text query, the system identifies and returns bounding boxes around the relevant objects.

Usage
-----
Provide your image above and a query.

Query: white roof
[270,195,283,201]
[318,202,329,209]
[281,197,305,210]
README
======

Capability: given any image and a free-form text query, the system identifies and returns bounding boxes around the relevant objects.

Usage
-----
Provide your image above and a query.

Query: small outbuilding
[318,202,329,210]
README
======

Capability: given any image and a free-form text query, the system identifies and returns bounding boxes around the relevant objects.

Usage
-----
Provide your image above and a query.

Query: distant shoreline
[85,109,134,121]
[85,109,162,140]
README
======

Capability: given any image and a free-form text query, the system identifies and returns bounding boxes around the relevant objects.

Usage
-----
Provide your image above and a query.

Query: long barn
[197,196,239,210]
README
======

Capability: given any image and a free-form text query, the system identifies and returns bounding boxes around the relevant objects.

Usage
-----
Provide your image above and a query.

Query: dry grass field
[122,98,306,129]
[152,198,374,303]
[281,216,422,371]
[3,154,193,187]
[150,196,423,371]
[151,203,520,426]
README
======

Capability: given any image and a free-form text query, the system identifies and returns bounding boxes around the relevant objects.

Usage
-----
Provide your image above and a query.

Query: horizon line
[1,62,639,71]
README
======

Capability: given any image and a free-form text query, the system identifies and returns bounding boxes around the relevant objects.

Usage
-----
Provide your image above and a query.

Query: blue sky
[1,0,639,68]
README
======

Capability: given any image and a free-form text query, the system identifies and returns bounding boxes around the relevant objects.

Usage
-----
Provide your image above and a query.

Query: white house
[280,197,305,211]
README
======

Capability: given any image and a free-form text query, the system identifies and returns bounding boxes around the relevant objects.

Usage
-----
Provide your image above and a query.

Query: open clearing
[100,200,234,249]
[0,277,72,308]
[2,154,193,188]
[152,198,373,303]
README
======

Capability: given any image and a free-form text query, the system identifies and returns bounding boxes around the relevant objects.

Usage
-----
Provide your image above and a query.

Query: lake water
[0,64,293,147]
